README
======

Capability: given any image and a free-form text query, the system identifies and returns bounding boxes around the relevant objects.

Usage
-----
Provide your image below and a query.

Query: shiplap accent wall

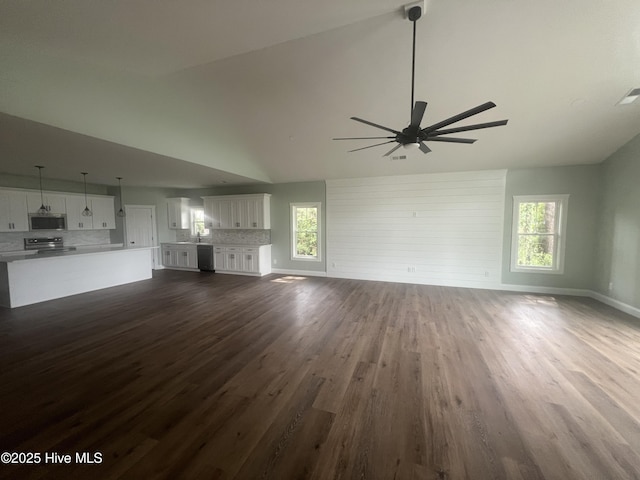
[326,170,507,288]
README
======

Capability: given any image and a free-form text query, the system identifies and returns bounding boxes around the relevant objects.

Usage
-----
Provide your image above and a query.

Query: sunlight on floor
[522,295,559,306]
[270,276,308,284]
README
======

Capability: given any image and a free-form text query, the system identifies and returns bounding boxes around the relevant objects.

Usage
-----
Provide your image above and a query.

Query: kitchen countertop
[0,245,158,263]
[162,242,271,246]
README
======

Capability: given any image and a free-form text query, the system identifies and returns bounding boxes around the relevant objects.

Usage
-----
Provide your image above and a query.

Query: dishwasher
[196,244,215,272]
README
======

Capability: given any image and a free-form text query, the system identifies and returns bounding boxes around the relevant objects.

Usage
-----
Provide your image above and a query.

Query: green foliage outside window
[295,207,318,257]
[517,202,556,268]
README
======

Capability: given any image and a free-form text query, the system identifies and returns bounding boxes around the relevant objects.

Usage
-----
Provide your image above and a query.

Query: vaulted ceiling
[1,0,639,187]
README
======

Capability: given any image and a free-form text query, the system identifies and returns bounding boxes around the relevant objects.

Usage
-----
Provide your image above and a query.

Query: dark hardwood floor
[1,270,639,479]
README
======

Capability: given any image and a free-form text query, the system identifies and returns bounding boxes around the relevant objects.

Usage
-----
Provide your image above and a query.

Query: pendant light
[34,165,49,215]
[81,172,92,217]
[116,177,126,217]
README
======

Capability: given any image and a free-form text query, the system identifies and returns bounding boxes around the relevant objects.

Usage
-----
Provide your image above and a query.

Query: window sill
[292,256,321,262]
[510,267,564,275]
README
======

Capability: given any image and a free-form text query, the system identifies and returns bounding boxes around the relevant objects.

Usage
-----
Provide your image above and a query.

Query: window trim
[510,194,569,274]
[290,202,321,262]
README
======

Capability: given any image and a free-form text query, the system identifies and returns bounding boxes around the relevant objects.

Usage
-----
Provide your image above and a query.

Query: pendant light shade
[116,177,126,217]
[81,172,92,217]
[34,165,49,216]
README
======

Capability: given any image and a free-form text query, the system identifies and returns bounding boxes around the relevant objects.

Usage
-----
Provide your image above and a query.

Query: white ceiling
[1,0,640,187]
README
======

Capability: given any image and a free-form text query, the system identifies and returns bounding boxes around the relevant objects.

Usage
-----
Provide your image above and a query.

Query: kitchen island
[0,246,157,308]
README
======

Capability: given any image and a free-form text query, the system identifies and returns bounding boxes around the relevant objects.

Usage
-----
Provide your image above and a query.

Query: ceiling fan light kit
[334,1,508,156]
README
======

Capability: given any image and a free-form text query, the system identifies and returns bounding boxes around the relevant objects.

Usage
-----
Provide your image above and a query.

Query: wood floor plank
[1,271,639,479]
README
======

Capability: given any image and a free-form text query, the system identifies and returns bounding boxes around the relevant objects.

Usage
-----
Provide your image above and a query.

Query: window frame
[190,207,210,237]
[290,202,321,262]
[510,194,569,274]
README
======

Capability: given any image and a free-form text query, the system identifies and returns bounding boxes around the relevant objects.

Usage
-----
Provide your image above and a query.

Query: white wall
[326,170,506,288]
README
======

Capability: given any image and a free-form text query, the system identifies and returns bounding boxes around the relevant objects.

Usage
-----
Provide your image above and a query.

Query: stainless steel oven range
[24,237,77,254]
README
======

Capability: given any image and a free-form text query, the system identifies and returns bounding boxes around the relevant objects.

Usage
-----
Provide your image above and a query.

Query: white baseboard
[589,291,640,319]
[271,268,327,277]
[500,283,640,320]
[499,284,592,297]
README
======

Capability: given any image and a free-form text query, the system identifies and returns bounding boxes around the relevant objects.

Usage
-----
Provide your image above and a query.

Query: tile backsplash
[0,230,111,252]
[176,229,271,245]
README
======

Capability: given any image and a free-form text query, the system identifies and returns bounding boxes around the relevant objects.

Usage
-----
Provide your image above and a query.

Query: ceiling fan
[334,4,508,157]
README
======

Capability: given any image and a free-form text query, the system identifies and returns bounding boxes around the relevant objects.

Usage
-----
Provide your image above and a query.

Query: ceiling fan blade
[427,136,477,144]
[421,101,497,134]
[410,101,427,128]
[419,142,431,154]
[333,136,396,140]
[383,143,403,157]
[348,140,397,153]
[351,117,402,135]
[429,119,508,136]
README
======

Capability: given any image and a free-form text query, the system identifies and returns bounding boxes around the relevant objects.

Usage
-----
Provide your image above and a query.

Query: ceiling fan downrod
[408,6,421,120]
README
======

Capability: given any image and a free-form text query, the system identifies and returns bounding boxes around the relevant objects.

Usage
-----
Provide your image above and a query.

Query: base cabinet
[213,245,271,276]
[161,244,198,270]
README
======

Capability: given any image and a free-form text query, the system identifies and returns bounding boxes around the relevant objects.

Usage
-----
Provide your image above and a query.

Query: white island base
[0,247,156,308]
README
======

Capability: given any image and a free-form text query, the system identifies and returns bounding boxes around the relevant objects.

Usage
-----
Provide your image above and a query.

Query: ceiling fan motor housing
[404,1,424,21]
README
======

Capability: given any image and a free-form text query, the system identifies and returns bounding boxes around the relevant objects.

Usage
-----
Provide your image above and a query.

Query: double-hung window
[291,203,321,261]
[511,195,569,274]
[191,207,209,237]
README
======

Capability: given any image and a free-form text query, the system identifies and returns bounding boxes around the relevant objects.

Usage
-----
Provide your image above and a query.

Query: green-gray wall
[596,133,640,309]
[111,186,178,246]
[501,165,600,290]
[175,181,326,273]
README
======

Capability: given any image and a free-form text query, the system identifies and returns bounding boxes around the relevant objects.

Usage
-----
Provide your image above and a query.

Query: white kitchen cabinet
[161,243,198,270]
[167,198,190,229]
[213,247,226,270]
[218,199,235,229]
[65,195,93,230]
[213,244,271,276]
[26,192,66,214]
[90,196,116,230]
[202,194,270,229]
[225,246,241,271]
[203,198,216,229]
[66,195,114,230]
[0,190,29,232]
[241,247,260,273]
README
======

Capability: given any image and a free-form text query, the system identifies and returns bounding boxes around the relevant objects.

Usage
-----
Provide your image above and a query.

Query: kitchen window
[191,207,209,237]
[291,202,321,261]
[511,194,569,274]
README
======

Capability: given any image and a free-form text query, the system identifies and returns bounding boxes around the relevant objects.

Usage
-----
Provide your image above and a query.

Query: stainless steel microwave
[29,214,67,231]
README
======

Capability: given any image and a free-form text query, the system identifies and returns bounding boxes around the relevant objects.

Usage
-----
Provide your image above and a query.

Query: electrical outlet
[484,271,490,277]
[332,262,336,268]
[273,258,277,265]
[609,282,614,291]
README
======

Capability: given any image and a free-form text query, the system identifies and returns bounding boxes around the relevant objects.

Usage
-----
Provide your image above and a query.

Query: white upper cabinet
[66,195,93,230]
[167,198,190,229]
[0,188,115,231]
[0,190,29,232]
[202,194,270,230]
[26,192,67,215]
[90,196,116,230]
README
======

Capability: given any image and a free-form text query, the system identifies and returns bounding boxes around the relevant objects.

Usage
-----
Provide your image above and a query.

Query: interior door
[125,205,159,268]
